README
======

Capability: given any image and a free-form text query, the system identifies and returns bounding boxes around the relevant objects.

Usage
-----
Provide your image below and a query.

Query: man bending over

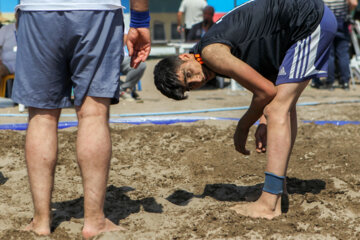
[154,0,336,219]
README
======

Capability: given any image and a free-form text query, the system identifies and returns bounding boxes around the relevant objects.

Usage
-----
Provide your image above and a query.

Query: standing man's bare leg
[24,108,61,235]
[231,81,309,219]
[76,96,124,239]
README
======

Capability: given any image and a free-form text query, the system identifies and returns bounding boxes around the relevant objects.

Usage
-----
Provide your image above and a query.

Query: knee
[77,107,108,121]
[256,84,277,107]
[28,108,61,122]
[263,103,290,124]
[263,104,272,120]
[76,98,109,121]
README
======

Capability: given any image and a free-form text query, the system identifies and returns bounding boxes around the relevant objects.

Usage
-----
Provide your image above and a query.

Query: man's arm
[348,0,358,11]
[130,0,148,11]
[127,0,151,68]
[202,44,277,154]
[177,11,184,33]
[202,44,276,128]
[177,0,185,33]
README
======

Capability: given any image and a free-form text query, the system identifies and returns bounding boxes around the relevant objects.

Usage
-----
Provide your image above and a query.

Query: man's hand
[233,125,250,155]
[255,123,267,153]
[127,27,151,69]
[255,114,267,153]
[176,25,184,33]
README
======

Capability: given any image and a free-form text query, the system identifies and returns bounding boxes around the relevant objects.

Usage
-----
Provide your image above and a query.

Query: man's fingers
[256,140,267,153]
[236,146,250,155]
[130,48,151,68]
[138,47,151,62]
[130,49,140,68]
[242,149,250,155]
[141,51,150,62]
[262,139,267,152]
[255,141,262,153]
[256,147,264,153]
[127,44,134,57]
[130,58,140,69]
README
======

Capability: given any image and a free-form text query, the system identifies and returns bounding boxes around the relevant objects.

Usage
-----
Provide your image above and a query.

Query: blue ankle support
[263,172,285,195]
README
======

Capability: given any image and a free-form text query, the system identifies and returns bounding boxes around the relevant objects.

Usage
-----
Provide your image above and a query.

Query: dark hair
[204,6,215,15]
[154,56,188,100]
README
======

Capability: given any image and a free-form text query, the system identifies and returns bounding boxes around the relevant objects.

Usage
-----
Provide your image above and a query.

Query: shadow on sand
[166,177,326,213]
[48,177,325,231]
[50,185,163,232]
[0,172,8,185]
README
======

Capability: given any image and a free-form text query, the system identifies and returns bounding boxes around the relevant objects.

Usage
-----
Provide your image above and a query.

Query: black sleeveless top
[191,0,324,81]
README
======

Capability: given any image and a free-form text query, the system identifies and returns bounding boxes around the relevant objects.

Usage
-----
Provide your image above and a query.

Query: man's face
[177,54,210,91]
[203,10,214,24]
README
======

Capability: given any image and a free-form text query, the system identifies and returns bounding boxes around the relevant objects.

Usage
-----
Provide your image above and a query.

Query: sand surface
[0,59,360,239]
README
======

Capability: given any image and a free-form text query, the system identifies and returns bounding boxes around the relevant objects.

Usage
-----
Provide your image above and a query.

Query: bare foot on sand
[230,192,282,220]
[82,218,126,239]
[23,219,51,236]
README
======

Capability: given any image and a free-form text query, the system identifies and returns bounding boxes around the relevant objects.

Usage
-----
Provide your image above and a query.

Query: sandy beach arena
[0,59,360,239]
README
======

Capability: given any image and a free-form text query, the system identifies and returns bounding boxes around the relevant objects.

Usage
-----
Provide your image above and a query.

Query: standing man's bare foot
[23,219,51,235]
[82,218,126,239]
[230,192,282,219]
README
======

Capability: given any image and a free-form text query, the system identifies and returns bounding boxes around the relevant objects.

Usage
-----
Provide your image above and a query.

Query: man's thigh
[70,10,124,106]
[270,80,310,112]
[276,5,337,86]
[12,11,72,109]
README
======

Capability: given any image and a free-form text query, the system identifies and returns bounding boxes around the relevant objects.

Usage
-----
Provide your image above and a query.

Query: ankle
[258,191,281,212]
[27,216,51,235]
[32,214,51,225]
[83,214,106,228]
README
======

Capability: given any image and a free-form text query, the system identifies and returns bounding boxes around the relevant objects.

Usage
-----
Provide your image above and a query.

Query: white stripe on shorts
[289,42,300,79]
[299,37,310,77]
[297,40,305,78]
[304,25,323,77]
[289,24,322,79]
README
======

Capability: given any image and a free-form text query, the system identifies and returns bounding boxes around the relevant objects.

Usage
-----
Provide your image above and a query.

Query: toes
[229,204,247,215]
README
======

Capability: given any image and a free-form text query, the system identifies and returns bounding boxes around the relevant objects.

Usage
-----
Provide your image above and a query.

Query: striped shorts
[12,10,124,109]
[276,6,337,85]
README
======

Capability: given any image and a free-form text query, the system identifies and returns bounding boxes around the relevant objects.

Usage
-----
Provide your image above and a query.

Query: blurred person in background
[0,22,17,98]
[177,0,207,40]
[186,5,215,42]
[312,0,358,90]
[186,5,218,88]
[0,22,16,79]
